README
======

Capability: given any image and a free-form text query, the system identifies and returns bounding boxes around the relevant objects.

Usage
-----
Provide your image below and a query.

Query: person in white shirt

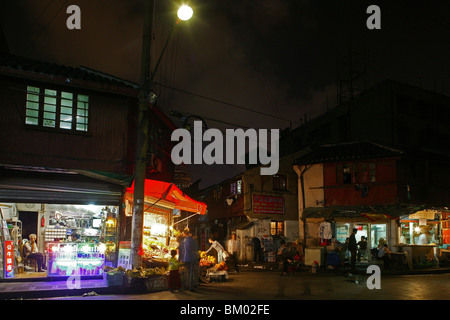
[226,234,240,273]
[377,243,392,269]
[205,237,228,263]
[417,232,429,245]
[24,234,46,272]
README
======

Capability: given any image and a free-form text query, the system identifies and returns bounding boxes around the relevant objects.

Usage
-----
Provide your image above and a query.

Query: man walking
[226,233,240,274]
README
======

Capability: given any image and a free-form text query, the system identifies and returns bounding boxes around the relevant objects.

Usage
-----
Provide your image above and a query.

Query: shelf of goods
[45,227,68,242]
[443,220,450,244]
[46,242,106,277]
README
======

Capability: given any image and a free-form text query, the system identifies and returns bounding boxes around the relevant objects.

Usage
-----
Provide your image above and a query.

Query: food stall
[397,210,440,267]
[124,179,207,268]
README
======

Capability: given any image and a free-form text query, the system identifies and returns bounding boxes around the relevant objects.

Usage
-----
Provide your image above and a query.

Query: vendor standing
[417,230,429,245]
[205,237,228,263]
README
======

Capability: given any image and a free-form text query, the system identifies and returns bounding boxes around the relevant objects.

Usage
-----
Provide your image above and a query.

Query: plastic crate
[208,271,228,282]
[104,271,124,287]
[144,275,168,292]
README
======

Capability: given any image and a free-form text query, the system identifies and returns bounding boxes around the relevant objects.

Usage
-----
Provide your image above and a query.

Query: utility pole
[131,0,154,269]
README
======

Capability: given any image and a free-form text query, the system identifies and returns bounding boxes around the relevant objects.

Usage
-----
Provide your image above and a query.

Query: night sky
[1,0,449,188]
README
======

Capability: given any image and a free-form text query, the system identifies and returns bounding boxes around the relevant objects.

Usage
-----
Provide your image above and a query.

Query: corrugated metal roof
[294,141,403,165]
[0,53,139,90]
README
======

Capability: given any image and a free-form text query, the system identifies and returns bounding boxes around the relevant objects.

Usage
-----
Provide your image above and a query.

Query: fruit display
[173,229,182,238]
[142,237,173,261]
[199,251,216,267]
[215,261,228,271]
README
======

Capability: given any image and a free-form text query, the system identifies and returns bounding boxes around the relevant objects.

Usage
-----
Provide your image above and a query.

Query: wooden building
[294,141,450,267]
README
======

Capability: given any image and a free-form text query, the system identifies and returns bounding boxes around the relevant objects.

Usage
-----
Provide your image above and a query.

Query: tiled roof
[294,141,403,165]
[0,53,139,90]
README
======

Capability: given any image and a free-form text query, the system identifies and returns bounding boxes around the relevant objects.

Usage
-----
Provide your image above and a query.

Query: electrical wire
[27,0,55,31]
[153,81,300,125]
[24,0,69,52]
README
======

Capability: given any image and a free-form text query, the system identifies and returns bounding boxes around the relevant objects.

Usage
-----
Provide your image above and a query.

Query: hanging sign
[409,210,437,220]
[4,241,14,278]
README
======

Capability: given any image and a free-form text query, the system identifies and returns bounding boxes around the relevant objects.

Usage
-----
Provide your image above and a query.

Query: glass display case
[336,223,350,243]
[46,242,106,277]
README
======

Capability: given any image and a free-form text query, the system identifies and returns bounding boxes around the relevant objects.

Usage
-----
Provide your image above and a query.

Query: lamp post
[131,1,193,269]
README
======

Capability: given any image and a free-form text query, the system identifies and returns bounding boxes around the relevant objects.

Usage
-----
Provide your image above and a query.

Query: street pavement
[30,269,450,301]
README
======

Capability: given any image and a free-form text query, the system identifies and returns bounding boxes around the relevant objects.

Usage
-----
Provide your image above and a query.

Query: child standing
[168,249,183,291]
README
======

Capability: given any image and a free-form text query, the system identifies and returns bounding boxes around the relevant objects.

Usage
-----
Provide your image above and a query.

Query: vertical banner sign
[253,195,284,214]
[4,241,14,278]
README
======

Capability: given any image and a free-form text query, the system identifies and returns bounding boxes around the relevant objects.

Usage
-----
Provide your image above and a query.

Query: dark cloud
[1,0,449,187]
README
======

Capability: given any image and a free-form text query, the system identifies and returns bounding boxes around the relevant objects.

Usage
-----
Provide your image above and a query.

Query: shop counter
[46,242,106,277]
[439,249,450,261]
[395,244,438,268]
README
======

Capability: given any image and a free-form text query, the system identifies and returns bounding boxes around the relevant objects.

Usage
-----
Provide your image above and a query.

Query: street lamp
[177,5,193,21]
[131,1,193,269]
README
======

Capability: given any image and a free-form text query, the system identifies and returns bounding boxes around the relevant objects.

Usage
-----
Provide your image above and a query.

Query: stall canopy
[125,179,207,215]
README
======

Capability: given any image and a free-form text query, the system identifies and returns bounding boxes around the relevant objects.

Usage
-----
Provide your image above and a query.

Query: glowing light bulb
[177,5,193,21]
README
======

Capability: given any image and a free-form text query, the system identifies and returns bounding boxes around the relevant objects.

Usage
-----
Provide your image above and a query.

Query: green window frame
[25,86,89,132]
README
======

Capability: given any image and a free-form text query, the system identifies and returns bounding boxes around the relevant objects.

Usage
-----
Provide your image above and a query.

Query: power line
[24,0,69,52]
[28,0,55,31]
[152,81,300,125]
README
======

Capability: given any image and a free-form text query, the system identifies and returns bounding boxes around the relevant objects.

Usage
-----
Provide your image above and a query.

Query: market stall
[124,179,207,268]
[101,180,207,291]
[397,210,441,268]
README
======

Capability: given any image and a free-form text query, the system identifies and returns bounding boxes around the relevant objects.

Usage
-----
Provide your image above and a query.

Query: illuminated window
[25,86,89,132]
[230,180,243,195]
[273,174,287,191]
[237,180,242,194]
[271,220,284,236]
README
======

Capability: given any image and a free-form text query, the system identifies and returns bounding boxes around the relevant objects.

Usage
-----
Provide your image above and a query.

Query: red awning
[125,179,207,215]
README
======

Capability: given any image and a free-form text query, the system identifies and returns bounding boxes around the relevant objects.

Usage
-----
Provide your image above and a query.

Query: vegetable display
[103,265,167,278]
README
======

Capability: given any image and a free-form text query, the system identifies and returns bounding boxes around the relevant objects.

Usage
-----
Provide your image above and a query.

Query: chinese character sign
[4,241,14,278]
[253,195,284,214]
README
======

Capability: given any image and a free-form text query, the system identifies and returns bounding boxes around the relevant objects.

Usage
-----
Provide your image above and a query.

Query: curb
[1,285,148,300]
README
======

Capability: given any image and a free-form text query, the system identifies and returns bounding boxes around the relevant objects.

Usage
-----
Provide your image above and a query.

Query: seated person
[277,240,293,276]
[357,236,368,262]
[377,243,392,269]
[24,234,46,272]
